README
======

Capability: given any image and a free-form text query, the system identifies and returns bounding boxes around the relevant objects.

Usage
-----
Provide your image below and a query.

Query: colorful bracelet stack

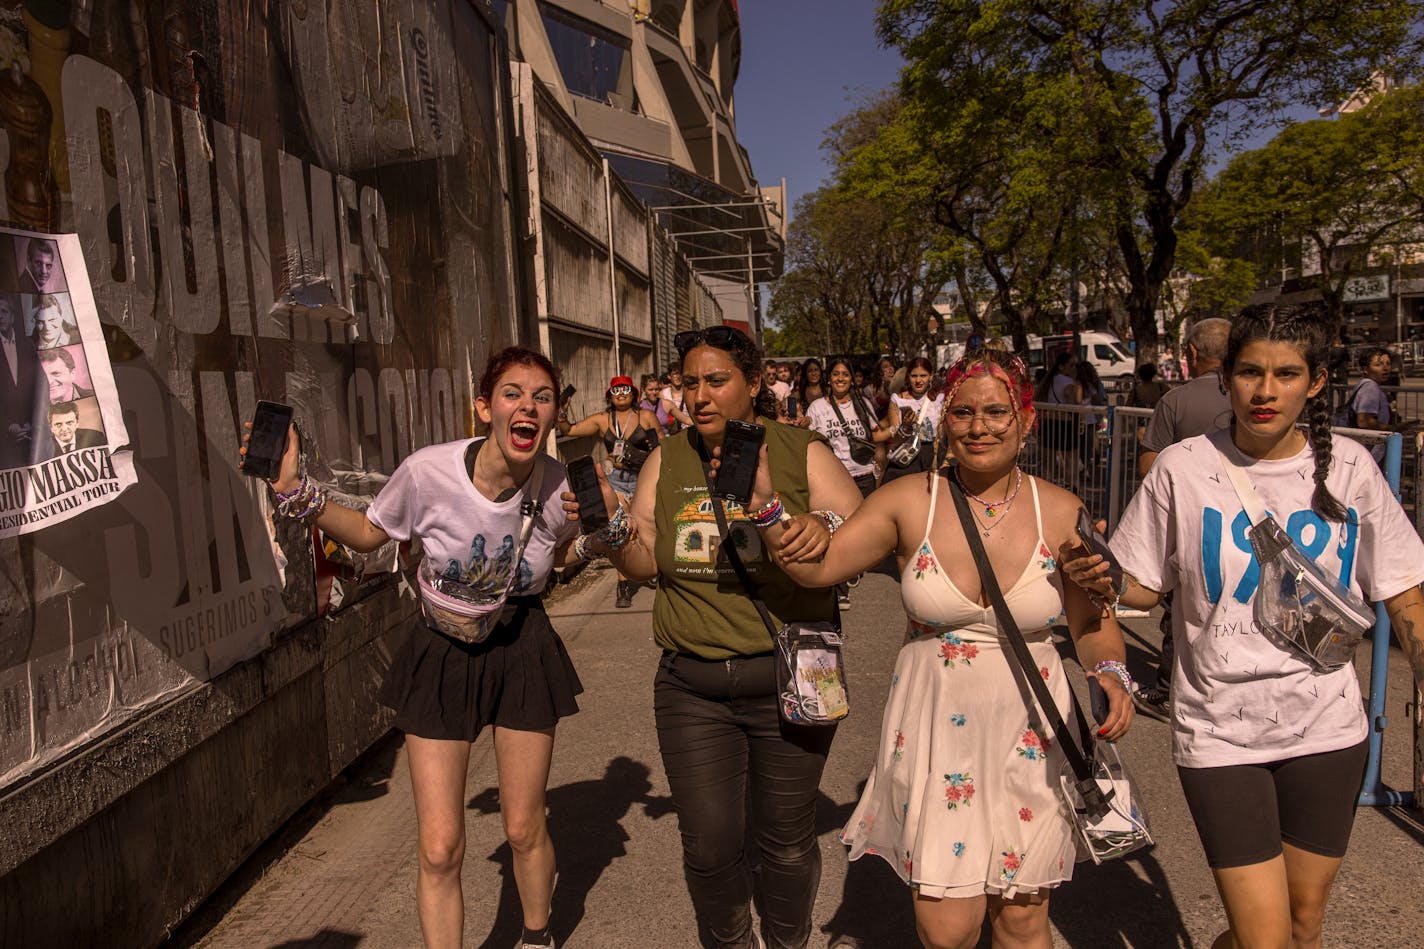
[1093,659,1134,692]
[810,509,845,535]
[596,505,634,550]
[570,533,602,563]
[272,470,327,521]
[748,492,786,529]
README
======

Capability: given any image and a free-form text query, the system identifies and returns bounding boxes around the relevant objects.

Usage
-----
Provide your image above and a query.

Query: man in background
[1131,317,1233,722]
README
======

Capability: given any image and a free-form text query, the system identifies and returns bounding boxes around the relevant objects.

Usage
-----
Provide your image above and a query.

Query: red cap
[607,375,634,392]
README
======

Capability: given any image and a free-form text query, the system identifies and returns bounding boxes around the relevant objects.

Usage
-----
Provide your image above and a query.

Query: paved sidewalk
[176,563,1424,948]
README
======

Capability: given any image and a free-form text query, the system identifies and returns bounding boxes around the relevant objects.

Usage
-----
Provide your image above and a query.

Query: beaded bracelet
[810,510,845,535]
[570,533,602,563]
[1093,660,1133,692]
[748,493,786,529]
[596,505,634,550]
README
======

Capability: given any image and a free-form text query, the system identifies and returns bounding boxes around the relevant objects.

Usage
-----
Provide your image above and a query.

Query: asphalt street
[176,561,1424,949]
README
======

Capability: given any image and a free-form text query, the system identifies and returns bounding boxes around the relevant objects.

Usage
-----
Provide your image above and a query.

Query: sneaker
[615,580,633,609]
[837,593,852,611]
[518,939,555,949]
[1132,685,1171,723]
[847,573,862,588]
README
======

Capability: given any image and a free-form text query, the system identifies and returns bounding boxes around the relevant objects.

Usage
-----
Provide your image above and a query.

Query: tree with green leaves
[878,0,1424,358]
[1189,84,1424,323]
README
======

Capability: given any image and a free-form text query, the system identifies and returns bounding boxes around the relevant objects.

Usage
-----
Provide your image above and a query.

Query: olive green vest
[652,419,836,659]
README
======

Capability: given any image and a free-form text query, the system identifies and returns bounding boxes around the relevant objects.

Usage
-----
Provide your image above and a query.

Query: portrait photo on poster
[13,235,67,295]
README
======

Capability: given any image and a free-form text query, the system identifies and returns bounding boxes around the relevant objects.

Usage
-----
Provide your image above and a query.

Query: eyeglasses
[674,325,748,354]
[945,405,1018,434]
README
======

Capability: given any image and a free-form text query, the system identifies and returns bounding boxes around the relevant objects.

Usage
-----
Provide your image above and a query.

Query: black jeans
[654,651,836,949]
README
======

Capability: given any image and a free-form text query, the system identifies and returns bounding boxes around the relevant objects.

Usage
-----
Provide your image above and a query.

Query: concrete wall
[0,584,414,949]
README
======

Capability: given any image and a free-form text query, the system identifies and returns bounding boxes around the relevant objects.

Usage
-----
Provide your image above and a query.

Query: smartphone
[242,401,294,480]
[567,455,609,534]
[1075,507,1124,592]
[1088,677,1110,725]
[560,384,576,404]
[715,419,765,505]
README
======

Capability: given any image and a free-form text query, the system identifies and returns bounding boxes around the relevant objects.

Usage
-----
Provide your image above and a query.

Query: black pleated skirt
[379,595,583,741]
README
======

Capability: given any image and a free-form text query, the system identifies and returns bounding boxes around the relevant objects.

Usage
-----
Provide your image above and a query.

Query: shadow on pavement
[467,756,675,948]
[1051,850,1192,948]
[818,785,921,948]
[267,929,364,948]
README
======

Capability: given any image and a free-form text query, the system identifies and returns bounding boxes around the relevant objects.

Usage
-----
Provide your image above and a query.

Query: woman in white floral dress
[746,350,1134,948]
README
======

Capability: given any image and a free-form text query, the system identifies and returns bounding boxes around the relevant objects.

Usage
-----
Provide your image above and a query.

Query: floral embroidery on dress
[943,772,976,809]
[1019,807,1034,822]
[902,851,914,877]
[893,731,906,760]
[939,631,979,667]
[953,841,966,857]
[1016,729,1051,761]
[1000,847,1025,883]
[912,542,938,579]
[1039,666,1051,681]
[950,712,967,727]
[1037,542,1056,572]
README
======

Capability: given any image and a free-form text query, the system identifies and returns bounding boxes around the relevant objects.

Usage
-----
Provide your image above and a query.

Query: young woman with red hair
[745,350,1135,949]
[243,347,581,949]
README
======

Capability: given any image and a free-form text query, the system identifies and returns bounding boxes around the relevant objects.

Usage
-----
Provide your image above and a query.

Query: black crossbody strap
[945,475,1108,815]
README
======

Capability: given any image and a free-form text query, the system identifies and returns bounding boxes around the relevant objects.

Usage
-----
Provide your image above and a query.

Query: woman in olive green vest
[564,325,864,949]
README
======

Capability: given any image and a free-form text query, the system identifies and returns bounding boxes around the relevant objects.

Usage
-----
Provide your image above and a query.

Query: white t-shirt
[1112,433,1424,767]
[367,438,578,598]
[891,391,944,443]
[807,394,879,478]
[768,380,791,403]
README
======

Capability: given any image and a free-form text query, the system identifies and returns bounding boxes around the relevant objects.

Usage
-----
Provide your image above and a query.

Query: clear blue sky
[734,2,904,214]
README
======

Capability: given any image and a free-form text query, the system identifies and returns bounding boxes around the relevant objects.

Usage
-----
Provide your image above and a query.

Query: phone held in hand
[715,419,765,505]
[1074,507,1124,592]
[242,401,294,480]
[1088,676,1110,725]
[560,384,576,404]
[567,455,609,534]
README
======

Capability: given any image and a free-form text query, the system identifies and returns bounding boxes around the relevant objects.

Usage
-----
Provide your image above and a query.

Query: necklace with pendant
[954,467,1023,536]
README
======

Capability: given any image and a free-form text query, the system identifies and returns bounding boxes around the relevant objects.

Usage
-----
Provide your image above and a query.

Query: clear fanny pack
[1248,518,1373,672]
[1211,432,1372,673]
[416,455,544,644]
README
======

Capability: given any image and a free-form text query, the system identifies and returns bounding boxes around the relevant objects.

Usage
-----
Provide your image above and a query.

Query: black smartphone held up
[560,384,576,404]
[567,455,609,534]
[1075,507,1124,592]
[242,401,294,481]
[715,419,765,506]
[1088,676,1110,725]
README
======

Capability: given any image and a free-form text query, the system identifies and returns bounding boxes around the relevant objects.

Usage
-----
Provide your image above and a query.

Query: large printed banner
[0,1,516,787]
[0,230,136,537]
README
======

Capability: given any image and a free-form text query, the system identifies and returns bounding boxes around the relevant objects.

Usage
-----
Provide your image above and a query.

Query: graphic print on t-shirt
[439,532,536,597]
[669,485,764,570]
[1200,503,1359,604]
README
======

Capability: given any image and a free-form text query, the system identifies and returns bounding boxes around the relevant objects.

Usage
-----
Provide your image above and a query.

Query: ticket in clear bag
[775,623,849,726]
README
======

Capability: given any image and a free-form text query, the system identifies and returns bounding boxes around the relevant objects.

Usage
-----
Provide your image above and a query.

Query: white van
[1026,332,1135,388]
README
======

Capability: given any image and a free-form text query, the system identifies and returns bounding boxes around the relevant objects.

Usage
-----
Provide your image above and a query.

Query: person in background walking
[1337,346,1392,465]
[563,325,863,949]
[1128,362,1167,409]
[1034,350,1081,489]
[661,367,693,431]
[1068,302,1424,949]
[808,357,892,608]
[557,376,661,608]
[641,373,670,436]
[882,357,944,484]
[1130,317,1232,722]
[793,357,826,427]
[243,348,582,949]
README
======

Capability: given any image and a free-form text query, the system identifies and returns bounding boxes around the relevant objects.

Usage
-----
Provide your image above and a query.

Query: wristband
[748,493,787,529]
[1093,660,1133,692]
[810,510,845,535]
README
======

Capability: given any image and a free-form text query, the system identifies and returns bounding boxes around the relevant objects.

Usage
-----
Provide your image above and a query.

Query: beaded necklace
[953,467,1023,536]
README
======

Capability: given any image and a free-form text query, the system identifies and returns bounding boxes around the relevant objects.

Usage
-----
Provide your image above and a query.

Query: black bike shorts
[1176,739,1368,869]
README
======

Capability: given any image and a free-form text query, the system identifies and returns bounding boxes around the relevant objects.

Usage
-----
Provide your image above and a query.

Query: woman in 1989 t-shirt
[243,347,580,949]
[1069,304,1424,949]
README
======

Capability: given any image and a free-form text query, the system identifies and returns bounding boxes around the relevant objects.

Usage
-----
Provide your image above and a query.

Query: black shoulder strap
[692,431,779,637]
[945,475,1111,819]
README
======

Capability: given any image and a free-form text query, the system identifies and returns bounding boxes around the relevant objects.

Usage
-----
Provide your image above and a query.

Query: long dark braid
[1224,303,1349,522]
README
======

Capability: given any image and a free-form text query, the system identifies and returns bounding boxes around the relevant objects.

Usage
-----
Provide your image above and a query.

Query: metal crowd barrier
[1024,402,1112,515]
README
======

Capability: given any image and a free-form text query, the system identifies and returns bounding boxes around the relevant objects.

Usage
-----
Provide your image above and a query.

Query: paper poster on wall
[0,229,135,538]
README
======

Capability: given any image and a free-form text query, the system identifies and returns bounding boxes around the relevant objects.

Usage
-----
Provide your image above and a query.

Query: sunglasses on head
[674,325,749,354]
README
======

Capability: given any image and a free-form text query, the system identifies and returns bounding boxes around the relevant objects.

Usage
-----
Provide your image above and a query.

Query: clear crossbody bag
[1210,432,1373,673]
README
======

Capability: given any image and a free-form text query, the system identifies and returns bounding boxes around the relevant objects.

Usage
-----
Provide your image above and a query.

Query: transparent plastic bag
[888,432,922,467]
[1249,518,1373,673]
[775,623,849,726]
[1058,740,1153,864]
[417,558,515,644]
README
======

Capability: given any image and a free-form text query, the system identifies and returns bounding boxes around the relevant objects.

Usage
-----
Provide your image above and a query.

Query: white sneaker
[837,593,852,611]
